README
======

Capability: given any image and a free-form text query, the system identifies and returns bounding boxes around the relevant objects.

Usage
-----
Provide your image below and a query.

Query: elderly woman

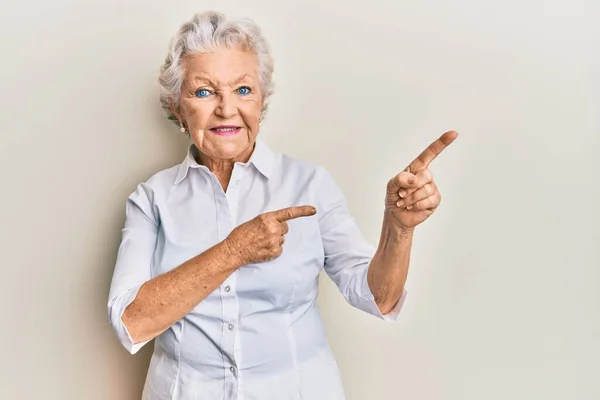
[108,10,457,400]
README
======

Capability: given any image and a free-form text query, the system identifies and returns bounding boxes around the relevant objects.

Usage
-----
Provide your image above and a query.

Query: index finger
[271,205,317,222]
[408,130,458,172]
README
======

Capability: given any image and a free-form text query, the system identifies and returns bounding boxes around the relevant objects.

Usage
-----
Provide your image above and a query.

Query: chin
[213,136,253,155]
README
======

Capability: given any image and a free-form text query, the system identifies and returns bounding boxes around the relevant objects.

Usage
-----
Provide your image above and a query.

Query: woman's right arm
[108,182,315,354]
[108,184,245,354]
[121,240,242,347]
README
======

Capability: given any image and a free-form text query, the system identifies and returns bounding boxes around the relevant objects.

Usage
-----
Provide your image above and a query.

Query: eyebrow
[191,74,254,87]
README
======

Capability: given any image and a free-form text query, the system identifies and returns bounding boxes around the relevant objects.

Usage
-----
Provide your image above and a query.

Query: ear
[169,101,183,123]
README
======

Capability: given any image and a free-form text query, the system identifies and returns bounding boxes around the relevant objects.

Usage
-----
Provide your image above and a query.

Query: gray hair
[158,11,275,126]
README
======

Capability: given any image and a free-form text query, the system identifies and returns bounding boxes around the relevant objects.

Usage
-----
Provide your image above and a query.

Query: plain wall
[1,0,598,399]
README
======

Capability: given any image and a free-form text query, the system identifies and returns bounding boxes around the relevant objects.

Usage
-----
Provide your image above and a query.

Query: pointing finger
[272,205,317,222]
[408,130,458,172]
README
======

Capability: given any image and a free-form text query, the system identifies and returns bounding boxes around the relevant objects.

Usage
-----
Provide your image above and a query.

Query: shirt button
[228,324,234,330]
[230,366,236,373]
[224,285,231,292]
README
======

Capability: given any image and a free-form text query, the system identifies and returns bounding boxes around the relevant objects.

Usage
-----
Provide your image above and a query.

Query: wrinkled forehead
[181,48,259,88]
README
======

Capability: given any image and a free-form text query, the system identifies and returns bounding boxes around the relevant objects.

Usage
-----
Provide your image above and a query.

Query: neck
[192,141,256,184]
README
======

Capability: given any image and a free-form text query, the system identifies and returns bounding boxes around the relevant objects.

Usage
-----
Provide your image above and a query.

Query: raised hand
[385,130,458,230]
[224,205,317,265]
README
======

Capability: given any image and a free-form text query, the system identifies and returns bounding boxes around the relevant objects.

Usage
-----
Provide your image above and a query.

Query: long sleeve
[316,166,407,322]
[107,183,158,354]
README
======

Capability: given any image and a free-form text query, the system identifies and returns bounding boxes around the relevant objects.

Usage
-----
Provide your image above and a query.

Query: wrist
[220,238,246,269]
[383,210,415,238]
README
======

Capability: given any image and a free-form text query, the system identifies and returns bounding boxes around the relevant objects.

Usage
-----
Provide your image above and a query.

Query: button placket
[209,165,242,397]
[222,164,246,397]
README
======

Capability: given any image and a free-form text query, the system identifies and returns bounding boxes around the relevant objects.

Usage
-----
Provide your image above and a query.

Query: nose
[215,93,237,119]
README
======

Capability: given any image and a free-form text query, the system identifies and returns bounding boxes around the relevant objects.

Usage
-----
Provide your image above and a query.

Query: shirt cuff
[108,284,152,354]
[358,270,408,322]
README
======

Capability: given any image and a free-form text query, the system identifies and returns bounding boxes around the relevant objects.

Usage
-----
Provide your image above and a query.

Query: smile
[209,126,241,136]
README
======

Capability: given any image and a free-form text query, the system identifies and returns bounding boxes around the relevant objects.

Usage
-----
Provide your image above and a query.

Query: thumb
[389,171,419,191]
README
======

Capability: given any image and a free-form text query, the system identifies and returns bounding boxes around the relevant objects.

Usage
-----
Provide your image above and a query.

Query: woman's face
[174,47,263,164]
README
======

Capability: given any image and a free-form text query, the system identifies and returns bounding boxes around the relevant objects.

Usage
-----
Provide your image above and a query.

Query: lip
[209,125,242,136]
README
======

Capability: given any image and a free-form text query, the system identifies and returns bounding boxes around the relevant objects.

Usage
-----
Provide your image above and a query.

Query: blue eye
[237,86,251,96]
[195,89,211,98]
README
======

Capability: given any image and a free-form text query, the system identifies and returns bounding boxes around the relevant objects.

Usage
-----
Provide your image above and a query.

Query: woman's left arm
[368,130,458,314]
[367,216,414,315]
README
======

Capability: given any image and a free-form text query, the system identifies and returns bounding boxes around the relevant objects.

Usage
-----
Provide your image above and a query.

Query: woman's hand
[385,131,458,232]
[224,205,317,265]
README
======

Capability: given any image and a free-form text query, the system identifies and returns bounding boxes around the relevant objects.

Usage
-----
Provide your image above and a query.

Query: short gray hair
[158,11,275,125]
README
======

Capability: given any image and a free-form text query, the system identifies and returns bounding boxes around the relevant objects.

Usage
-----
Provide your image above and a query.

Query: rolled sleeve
[316,166,406,321]
[357,271,407,322]
[107,183,158,354]
[108,284,151,354]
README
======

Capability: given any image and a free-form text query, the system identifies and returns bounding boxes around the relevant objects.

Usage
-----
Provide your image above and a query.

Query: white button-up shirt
[108,138,406,400]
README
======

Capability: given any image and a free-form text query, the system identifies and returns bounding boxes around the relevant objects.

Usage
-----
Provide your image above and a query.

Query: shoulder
[128,164,180,205]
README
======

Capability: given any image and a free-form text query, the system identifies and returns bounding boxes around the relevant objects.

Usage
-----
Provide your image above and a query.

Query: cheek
[241,99,262,124]
[181,100,213,125]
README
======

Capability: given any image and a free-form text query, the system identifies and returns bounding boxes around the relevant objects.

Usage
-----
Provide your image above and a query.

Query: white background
[0,0,598,399]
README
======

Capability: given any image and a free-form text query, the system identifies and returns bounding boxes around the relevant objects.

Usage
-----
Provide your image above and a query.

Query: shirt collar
[174,138,276,185]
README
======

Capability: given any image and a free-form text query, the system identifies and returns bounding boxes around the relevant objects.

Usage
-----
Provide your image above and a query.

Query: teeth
[215,127,237,132]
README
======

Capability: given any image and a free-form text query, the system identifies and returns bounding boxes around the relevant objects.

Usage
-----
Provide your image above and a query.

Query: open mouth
[209,126,241,136]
